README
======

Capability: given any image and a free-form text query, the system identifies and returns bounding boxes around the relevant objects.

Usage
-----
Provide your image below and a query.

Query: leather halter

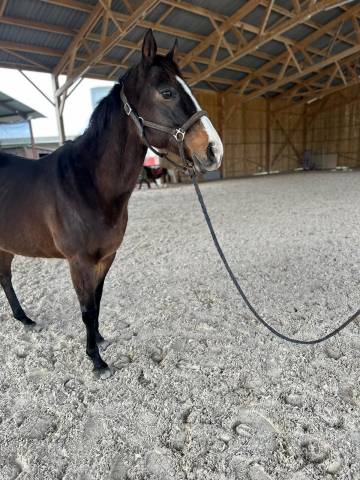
[120,84,208,172]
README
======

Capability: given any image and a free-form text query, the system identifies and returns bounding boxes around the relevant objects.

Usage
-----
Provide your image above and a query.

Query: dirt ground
[1,171,360,480]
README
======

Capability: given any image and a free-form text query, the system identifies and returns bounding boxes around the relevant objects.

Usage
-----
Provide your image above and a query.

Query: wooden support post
[303,103,308,162]
[218,92,225,179]
[28,119,37,159]
[52,74,65,145]
[266,98,271,173]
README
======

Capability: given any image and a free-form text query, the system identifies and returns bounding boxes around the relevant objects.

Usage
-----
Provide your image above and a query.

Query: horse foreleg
[0,250,35,326]
[94,253,115,344]
[69,256,110,378]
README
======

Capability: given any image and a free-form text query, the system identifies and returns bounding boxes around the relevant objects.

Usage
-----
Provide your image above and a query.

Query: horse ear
[167,39,179,63]
[142,29,157,65]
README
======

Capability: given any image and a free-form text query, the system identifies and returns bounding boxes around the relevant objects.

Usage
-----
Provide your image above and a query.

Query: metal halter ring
[173,128,186,142]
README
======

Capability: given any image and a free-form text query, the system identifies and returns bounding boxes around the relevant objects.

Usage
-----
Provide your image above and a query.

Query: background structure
[0,0,359,175]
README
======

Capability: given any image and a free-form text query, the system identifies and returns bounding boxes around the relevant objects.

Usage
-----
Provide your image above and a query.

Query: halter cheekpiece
[120,83,207,172]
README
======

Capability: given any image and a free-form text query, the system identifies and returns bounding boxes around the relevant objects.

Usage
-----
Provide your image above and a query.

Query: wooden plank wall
[306,85,360,168]
[221,95,305,178]
[223,96,267,178]
[270,102,305,173]
[196,84,360,180]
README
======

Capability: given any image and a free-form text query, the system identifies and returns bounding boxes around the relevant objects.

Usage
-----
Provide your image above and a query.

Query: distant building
[90,86,112,109]
[0,90,45,158]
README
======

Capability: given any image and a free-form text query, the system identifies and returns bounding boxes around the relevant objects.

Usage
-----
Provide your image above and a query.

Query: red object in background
[144,150,159,167]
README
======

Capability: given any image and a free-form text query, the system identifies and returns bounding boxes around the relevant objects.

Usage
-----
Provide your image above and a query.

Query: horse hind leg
[0,250,35,326]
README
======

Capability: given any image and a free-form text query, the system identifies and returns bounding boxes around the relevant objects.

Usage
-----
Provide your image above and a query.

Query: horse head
[122,29,224,173]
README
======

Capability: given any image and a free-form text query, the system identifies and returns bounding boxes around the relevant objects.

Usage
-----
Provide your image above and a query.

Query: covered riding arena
[0,1,360,479]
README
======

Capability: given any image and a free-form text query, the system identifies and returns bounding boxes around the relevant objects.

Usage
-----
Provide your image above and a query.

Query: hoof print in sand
[249,464,273,480]
[14,348,29,359]
[110,456,128,480]
[325,346,343,360]
[2,458,23,480]
[114,354,132,370]
[325,460,342,474]
[145,448,175,479]
[301,436,330,464]
[64,377,84,391]
[150,347,164,364]
[21,415,57,440]
[231,410,279,456]
[283,393,304,408]
[138,369,151,386]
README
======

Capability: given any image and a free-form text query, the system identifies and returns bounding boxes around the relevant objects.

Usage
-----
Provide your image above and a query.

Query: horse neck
[76,86,146,202]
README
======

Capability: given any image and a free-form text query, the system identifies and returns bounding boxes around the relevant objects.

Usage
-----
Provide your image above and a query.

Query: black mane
[84,83,122,141]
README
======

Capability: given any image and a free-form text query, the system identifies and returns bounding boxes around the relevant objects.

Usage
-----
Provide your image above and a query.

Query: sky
[0,68,115,140]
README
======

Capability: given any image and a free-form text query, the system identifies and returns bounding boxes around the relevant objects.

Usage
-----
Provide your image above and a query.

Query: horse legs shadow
[0,250,36,326]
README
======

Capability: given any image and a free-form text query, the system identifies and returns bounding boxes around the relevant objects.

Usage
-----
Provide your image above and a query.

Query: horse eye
[161,89,173,100]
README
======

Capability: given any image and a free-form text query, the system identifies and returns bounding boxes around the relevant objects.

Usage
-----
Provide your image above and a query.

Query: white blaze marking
[176,75,223,166]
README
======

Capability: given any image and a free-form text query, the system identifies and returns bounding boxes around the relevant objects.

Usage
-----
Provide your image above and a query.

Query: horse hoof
[95,366,113,380]
[20,317,36,327]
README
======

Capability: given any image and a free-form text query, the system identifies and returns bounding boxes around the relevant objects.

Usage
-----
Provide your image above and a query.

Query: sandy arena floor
[1,171,360,480]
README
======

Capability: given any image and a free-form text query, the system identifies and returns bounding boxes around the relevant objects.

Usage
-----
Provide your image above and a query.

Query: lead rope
[120,84,360,344]
[190,171,360,345]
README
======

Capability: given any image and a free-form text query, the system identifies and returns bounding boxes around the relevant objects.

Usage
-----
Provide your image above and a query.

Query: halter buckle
[173,128,185,142]
[124,103,132,116]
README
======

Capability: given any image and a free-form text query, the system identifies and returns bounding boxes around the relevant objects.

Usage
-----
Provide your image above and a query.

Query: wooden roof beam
[187,0,352,87]
[178,1,260,69]
[0,16,262,79]
[53,2,104,76]
[0,0,8,16]
[55,1,163,97]
[0,40,242,89]
[242,44,360,103]
[0,10,341,82]
[227,2,360,95]
[273,52,360,101]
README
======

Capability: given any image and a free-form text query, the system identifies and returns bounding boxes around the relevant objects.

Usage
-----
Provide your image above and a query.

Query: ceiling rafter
[1,2,357,91]
[0,0,8,16]
[178,1,264,69]
[244,44,360,103]
[0,0,358,105]
[273,52,360,102]
[227,3,360,95]
[53,2,103,76]
[259,54,360,116]
[55,0,161,96]
[186,0,358,87]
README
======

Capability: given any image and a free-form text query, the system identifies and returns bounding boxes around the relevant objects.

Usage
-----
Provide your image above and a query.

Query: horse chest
[93,222,125,250]
[81,212,128,259]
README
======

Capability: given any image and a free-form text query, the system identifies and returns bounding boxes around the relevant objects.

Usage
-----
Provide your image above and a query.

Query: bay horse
[0,29,223,378]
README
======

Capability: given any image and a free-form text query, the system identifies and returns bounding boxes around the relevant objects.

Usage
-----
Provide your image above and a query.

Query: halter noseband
[120,84,207,173]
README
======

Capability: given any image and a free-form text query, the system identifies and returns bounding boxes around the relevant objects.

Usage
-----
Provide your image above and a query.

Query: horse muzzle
[192,142,223,173]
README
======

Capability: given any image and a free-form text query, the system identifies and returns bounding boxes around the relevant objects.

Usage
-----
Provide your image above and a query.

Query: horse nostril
[207,143,217,164]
